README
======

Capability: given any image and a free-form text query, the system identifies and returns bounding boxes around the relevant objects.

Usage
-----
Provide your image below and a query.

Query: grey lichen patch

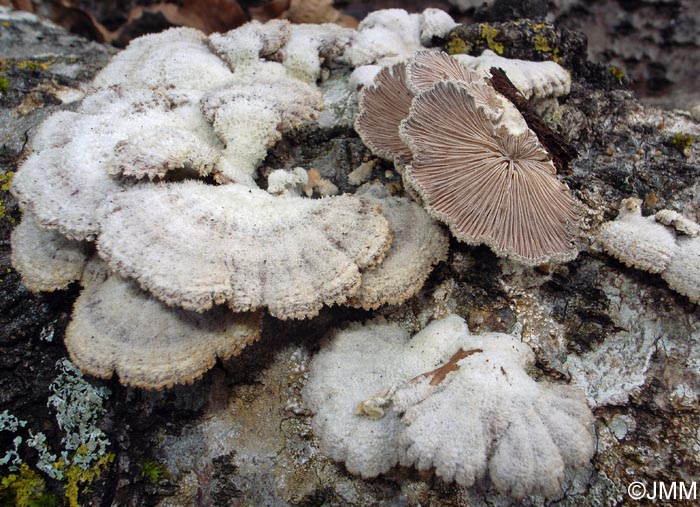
[65,259,262,390]
[10,212,88,293]
[97,181,391,320]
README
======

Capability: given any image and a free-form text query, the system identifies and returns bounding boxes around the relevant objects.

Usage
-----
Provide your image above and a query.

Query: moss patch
[610,66,625,81]
[0,464,60,507]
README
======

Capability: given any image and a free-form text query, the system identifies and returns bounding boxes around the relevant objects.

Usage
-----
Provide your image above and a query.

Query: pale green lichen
[48,358,111,472]
[0,360,114,507]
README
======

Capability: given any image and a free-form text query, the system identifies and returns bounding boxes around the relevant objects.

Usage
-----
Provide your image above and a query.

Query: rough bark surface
[1,5,699,507]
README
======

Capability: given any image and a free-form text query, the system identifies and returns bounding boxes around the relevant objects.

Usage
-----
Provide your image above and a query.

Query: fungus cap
[455,49,571,101]
[661,236,700,304]
[405,50,506,123]
[10,213,88,292]
[92,27,233,95]
[97,181,392,319]
[346,9,422,67]
[405,50,482,95]
[354,62,414,162]
[201,68,322,185]
[12,92,223,239]
[66,260,262,390]
[281,23,354,83]
[397,329,594,499]
[419,8,458,46]
[348,184,449,310]
[401,80,579,265]
[597,198,678,273]
[207,20,291,69]
[303,315,595,498]
[655,209,700,237]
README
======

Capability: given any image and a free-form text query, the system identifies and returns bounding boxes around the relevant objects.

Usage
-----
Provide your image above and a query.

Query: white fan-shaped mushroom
[11,213,88,292]
[208,20,291,69]
[92,27,233,95]
[66,259,262,390]
[97,181,391,319]
[303,315,595,498]
[349,184,449,310]
[597,198,678,273]
[457,49,571,101]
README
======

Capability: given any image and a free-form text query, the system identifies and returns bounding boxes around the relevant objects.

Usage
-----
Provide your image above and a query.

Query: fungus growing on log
[66,259,262,390]
[354,62,414,162]
[597,198,677,273]
[93,27,234,95]
[97,181,391,320]
[454,49,571,101]
[348,184,449,310]
[282,23,354,83]
[207,20,291,69]
[405,49,481,95]
[400,80,579,265]
[302,315,595,498]
[201,67,322,185]
[598,198,700,303]
[662,236,700,304]
[10,213,88,292]
[655,209,700,237]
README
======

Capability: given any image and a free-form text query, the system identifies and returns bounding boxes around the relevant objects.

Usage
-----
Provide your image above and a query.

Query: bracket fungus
[597,198,677,273]
[348,184,449,310]
[347,8,457,68]
[454,49,572,102]
[598,198,700,303]
[401,80,578,265]
[10,213,88,293]
[207,19,291,68]
[282,23,355,83]
[92,27,234,96]
[302,314,595,498]
[9,18,459,390]
[200,67,323,185]
[65,259,262,390]
[354,50,579,265]
[97,181,391,319]
[4,14,562,400]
